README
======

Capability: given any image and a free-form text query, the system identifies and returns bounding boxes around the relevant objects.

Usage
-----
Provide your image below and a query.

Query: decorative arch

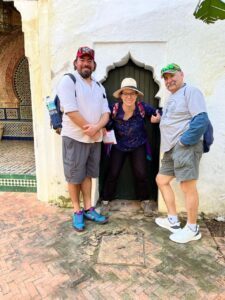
[102,56,160,108]
[0,0,33,139]
[13,55,31,107]
[101,52,161,90]
[5,32,24,104]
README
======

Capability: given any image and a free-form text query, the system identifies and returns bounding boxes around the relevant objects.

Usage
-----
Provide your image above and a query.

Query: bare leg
[81,176,92,210]
[68,183,81,212]
[180,180,199,224]
[156,174,176,215]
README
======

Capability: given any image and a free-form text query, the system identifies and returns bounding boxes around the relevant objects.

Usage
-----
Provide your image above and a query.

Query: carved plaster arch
[100,51,161,100]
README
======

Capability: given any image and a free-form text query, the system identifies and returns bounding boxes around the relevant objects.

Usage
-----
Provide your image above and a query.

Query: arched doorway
[99,58,160,201]
[0,1,36,192]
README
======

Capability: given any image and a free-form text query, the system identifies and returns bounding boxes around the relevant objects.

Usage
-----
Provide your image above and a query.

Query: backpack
[203,120,214,153]
[50,73,106,134]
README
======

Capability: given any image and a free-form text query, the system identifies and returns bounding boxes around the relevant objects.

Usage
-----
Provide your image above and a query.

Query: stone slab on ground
[97,234,145,266]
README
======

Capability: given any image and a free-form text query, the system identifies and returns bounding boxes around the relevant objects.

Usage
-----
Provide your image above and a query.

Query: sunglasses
[161,64,181,75]
[80,47,94,56]
[121,92,137,97]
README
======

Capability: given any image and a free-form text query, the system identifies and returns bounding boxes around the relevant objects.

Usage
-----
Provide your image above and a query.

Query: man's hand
[151,110,161,123]
[83,124,99,137]
[92,131,101,141]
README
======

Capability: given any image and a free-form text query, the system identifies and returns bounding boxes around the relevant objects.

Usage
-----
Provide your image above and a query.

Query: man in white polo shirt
[57,46,110,231]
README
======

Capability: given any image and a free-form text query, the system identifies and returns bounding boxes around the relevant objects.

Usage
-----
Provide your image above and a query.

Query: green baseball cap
[161,63,182,77]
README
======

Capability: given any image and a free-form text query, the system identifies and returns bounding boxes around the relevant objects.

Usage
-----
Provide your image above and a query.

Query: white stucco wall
[15,0,225,214]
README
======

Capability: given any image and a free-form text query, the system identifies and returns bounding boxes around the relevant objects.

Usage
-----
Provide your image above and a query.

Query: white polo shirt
[57,71,110,143]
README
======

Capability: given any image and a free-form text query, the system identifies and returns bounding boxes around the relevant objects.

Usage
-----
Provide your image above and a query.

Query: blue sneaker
[84,207,108,224]
[72,210,85,231]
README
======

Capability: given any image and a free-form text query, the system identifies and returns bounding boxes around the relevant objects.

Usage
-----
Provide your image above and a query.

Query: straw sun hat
[113,78,144,98]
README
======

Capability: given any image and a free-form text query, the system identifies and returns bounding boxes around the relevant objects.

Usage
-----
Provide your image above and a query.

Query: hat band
[122,85,138,89]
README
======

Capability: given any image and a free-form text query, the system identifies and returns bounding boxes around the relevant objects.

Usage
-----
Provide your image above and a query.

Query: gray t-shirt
[160,84,207,152]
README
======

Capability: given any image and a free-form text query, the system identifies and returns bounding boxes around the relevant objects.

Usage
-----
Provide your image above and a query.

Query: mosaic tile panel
[20,106,32,120]
[6,108,18,119]
[1,121,33,137]
[0,175,37,192]
[0,109,5,119]
[13,56,31,106]
[0,178,36,187]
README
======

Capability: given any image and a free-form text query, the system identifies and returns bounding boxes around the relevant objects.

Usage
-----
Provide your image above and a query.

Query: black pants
[102,144,149,201]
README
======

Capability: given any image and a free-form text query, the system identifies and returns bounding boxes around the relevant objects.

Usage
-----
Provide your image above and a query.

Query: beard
[79,68,92,79]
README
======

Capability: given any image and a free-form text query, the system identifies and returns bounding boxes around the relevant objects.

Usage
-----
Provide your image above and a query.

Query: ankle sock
[168,215,179,224]
[75,210,83,215]
[85,207,94,213]
[187,223,197,232]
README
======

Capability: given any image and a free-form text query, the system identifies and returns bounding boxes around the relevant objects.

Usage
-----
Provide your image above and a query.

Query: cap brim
[113,87,144,99]
[161,70,180,77]
[78,54,94,59]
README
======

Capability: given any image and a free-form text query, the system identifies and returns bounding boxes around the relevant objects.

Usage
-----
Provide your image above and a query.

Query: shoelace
[89,209,101,218]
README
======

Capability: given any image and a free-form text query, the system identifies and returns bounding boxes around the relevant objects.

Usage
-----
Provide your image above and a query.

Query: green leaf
[194,0,225,24]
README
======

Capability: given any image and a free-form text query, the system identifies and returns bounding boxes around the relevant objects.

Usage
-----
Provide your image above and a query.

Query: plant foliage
[194,0,225,24]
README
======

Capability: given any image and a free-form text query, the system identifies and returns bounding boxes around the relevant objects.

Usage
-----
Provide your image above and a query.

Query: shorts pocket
[194,141,203,161]
[173,144,193,169]
[62,138,77,179]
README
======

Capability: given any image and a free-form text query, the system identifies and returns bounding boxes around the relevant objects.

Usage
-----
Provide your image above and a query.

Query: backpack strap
[137,101,145,118]
[183,84,187,96]
[63,73,106,101]
[64,73,77,97]
[112,102,119,119]
[96,81,106,98]
[112,101,145,119]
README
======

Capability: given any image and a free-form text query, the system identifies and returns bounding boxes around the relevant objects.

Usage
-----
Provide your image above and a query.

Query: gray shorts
[62,136,101,184]
[159,141,203,182]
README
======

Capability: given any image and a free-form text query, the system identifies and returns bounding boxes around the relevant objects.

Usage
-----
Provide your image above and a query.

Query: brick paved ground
[0,192,224,300]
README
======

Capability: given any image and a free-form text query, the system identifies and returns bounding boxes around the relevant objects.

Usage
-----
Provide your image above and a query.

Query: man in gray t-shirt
[155,63,209,244]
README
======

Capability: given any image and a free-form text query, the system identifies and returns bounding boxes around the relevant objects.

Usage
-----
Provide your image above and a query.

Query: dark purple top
[106,101,156,151]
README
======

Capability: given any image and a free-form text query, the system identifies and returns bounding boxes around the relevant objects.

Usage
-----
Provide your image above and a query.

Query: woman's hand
[150,110,161,123]
[102,128,107,136]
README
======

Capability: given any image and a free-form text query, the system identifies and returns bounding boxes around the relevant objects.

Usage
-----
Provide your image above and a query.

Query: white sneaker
[169,224,201,244]
[155,217,181,233]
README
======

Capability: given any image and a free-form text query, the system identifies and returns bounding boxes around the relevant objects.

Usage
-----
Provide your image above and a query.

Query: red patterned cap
[76,46,95,60]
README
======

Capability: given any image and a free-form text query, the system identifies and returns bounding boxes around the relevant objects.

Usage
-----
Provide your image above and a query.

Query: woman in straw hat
[101,77,161,214]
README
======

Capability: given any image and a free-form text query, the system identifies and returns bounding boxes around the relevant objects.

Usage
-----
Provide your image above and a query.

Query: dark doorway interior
[99,59,160,201]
